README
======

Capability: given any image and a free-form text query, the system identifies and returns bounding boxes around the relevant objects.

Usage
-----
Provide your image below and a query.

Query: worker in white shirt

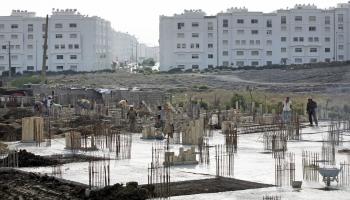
[282,97,292,124]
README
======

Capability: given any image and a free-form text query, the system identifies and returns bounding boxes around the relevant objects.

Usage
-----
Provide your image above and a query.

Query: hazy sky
[0,0,348,46]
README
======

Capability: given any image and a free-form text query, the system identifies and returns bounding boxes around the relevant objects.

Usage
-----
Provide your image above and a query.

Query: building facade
[0,9,114,74]
[159,3,350,71]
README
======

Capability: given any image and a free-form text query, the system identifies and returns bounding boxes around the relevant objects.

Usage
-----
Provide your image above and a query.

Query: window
[192,65,199,69]
[338,14,344,23]
[208,33,213,38]
[15,45,20,49]
[192,33,199,38]
[251,30,258,34]
[24,66,35,71]
[1,45,6,50]
[235,40,241,45]
[237,19,244,24]
[295,48,302,53]
[293,37,298,42]
[223,19,228,27]
[251,61,259,66]
[70,34,77,38]
[28,24,33,32]
[255,40,260,45]
[28,34,33,39]
[299,37,304,42]
[338,45,344,50]
[208,54,213,59]
[309,16,316,22]
[54,44,60,49]
[11,24,18,29]
[310,58,317,63]
[314,37,319,42]
[57,55,64,59]
[74,44,79,49]
[27,45,33,49]
[237,29,244,34]
[70,65,77,71]
[325,37,330,42]
[177,33,185,38]
[208,43,213,48]
[266,19,272,27]
[251,19,258,24]
[266,51,272,56]
[241,40,246,45]
[192,54,199,59]
[11,34,18,39]
[55,23,63,28]
[177,44,181,49]
[266,30,272,35]
[208,22,213,30]
[295,58,302,63]
[196,43,200,48]
[190,43,195,49]
[308,37,313,42]
[60,44,65,49]
[69,23,77,28]
[267,40,272,45]
[177,22,184,30]
[192,22,199,27]
[70,55,77,59]
[295,26,302,32]
[236,51,244,56]
[251,51,259,56]
[266,61,272,66]
[56,34,63,39]
[222,61,229,66]
[338,55,344,60]
[325,26,331,32]
[325,16,331,24]
[338,24,344,30]
[223,30,228,34]
[281,16,287,24]
[223,40,228,45]
[295,16,302,21]
[222,51,228,56]
[27,55,33,60]
[325,48,331,53]
[249,40,254,45]
[309,26,316,31]
[208,65,214,69]
[11,55,18,60]
[182,44,186,48]
[235,61,243,66]
[310,48,317,53]
[68,44,73,49]
[281,37,287,42]
[56,66,64,70]
[281,48,287,53]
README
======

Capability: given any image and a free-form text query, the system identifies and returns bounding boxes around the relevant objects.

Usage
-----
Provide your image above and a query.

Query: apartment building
[0,9,113,74]
[159,2,350,71]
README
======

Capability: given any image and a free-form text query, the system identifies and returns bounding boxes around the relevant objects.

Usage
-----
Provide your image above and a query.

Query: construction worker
[127,105,137,132]
[307,98,318,126]
[282,97,292,124]
[118,99,128,119]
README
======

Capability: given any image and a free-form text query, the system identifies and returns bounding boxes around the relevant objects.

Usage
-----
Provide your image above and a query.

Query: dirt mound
[2,108,34,120]
[0,123,21,141]
[0,150,59,167]
[88,182,151,200]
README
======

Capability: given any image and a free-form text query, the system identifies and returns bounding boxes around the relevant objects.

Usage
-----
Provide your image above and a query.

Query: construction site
[0,65,349,200]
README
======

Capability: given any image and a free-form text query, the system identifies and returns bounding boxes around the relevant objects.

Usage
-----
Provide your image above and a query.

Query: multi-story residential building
[0,9,114,74]
[159,2,350,71]
[112,31,138,64]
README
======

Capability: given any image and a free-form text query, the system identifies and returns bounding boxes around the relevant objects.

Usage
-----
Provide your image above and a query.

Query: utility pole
[135,42,138,68]
[41,14,49,83]
[8,41,11,78]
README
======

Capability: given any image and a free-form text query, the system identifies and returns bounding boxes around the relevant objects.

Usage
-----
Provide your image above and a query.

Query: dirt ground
[46,66,350,95]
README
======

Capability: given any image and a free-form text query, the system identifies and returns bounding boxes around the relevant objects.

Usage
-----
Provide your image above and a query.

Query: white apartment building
[0,9,113,74]
[159,2,350,71]
[112,31,138,64]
